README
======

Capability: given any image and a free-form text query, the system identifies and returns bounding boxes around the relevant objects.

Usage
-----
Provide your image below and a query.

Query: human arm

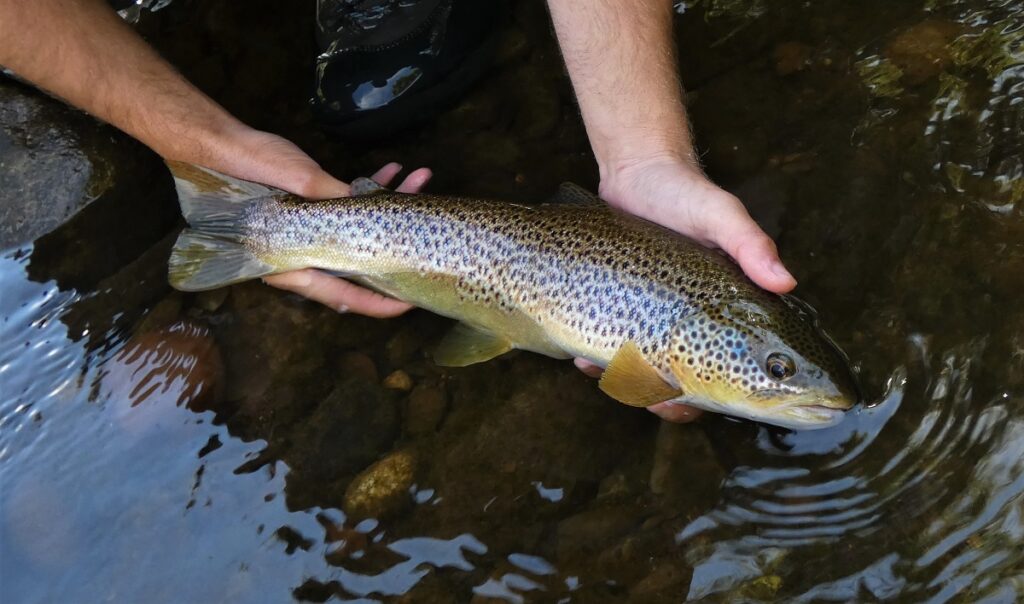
[545,0,796,294]
[0,0,427,317]
[546,0,796,422]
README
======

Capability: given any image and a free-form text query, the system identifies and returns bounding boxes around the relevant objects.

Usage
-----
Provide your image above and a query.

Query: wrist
[593,130,703,185]
[599,149,706,193]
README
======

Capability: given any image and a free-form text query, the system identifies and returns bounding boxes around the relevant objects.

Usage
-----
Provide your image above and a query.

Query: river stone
[383,369,414,391]
[339,351,380,384]
[0,78,178,287]
[286,376,399,486]
[556,505,643,562]
[0,79,110,248]
[343,449,417,520]
[649,421,725,507]
[885,20,961,85]
[405,384,448,435]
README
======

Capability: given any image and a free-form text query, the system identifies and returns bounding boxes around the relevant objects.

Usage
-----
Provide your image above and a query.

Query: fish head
[665,294,859,429]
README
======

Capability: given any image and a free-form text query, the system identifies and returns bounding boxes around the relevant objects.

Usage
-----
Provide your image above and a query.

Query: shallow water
[2,0,1023,602]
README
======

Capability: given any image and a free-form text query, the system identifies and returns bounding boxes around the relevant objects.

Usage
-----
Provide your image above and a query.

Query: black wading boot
[312,0,505,140]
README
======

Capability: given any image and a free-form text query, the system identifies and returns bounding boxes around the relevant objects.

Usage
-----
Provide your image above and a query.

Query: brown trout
[167,162,858,429]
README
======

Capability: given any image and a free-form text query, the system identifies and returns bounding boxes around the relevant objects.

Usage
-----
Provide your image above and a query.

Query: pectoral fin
[599,341,682,407]
[433,323,513,367]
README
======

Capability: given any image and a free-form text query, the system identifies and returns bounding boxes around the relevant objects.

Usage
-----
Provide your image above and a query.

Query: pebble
[343,449,417,520]
[383,369,414,391]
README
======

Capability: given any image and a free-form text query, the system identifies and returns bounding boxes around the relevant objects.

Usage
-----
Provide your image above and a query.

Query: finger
[370,162,403,187]
[704,201,797,294]
[263,269,414,318]
[395,168,432,194]
[574,357,604,378]
[724,229,797,294]
[302,171,351,199]
[647,402,704,423]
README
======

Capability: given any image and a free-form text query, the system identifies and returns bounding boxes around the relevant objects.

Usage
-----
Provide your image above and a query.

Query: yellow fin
[599,341,682,407]
[433,323,513,367]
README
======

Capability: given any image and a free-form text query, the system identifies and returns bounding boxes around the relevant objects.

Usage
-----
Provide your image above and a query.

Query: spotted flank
[167,162,858,429]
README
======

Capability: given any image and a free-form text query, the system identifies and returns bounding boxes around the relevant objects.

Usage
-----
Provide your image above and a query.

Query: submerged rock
[344,449,417,520]
[630,560,693,599]
[773,41,813,76]
[556,505,643,561]
[383,369,414,391]
[0,79,178,287]
[885,20,961,85]
[99,319,224,422]
[649,421,725,508]
[285,376,400,487]
[405,384,448,435]
[338,352,380,384]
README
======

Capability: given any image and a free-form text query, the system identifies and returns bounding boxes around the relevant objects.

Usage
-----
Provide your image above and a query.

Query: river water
[1,0,1022,601]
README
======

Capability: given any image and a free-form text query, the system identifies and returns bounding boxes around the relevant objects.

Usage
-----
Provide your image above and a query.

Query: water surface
[1,0,1022,601]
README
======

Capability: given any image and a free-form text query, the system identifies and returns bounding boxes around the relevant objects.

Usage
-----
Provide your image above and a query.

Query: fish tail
[166,161,282,291]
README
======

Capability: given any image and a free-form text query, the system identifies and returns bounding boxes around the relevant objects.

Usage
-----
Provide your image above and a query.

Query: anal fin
[599,341,682,407]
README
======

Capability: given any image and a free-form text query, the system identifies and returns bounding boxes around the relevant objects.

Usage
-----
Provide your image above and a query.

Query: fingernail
[769,261,795,281]
[337,304,350,314]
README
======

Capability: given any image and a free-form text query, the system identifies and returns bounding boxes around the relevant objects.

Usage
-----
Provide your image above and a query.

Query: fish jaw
[661,385,854,430]
[663,396,848,429]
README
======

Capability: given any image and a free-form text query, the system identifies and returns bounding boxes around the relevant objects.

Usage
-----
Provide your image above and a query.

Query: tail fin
[166,161,283,291]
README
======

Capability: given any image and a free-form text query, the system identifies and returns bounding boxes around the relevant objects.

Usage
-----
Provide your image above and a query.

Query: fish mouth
[748,393,853,429]
[787,404,846,424]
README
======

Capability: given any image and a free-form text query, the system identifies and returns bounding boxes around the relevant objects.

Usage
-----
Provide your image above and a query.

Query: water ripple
[679,338,1023,601]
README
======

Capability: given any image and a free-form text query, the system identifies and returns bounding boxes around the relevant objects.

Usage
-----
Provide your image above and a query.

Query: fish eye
[766,353,796,380]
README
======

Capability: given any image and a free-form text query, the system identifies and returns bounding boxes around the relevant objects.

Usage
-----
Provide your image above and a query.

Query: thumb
[720,228,797,293]
[292,169,350,200]
[704,198,796,293]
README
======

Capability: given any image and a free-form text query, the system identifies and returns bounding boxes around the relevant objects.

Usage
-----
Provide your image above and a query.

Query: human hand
[573,156,797,423]
[600,156,796,293]
[201,128,431,318]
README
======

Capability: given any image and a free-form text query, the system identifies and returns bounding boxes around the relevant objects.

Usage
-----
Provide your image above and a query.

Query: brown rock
[194,287,230,312]
[101,320,224,419]
[406,385,447,435]
[630,561,693,598]
[556,505,642,561]
[343,449,417,520]
[338,352,379,384]
[383,369,414,391]
[649,421,725,508]
[885,20,961,84]
[386,323,429,366]
[773,41,812,76]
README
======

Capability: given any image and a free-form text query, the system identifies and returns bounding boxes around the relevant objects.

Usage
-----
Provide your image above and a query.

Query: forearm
[546,0,697,176]
[0,0,241,163]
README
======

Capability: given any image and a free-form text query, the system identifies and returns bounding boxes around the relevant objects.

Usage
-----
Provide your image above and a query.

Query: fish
[166,161,859,429]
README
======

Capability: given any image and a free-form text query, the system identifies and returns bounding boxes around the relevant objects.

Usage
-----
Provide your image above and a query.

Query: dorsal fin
[351,177,388,196]
[550,182,602,205]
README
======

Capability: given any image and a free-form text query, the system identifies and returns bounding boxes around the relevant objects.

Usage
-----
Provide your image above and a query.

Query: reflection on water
[1,0,1023,602]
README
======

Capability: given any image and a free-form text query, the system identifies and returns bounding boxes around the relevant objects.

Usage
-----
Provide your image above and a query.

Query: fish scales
[246,193,732,367]
[167,162,858,429]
